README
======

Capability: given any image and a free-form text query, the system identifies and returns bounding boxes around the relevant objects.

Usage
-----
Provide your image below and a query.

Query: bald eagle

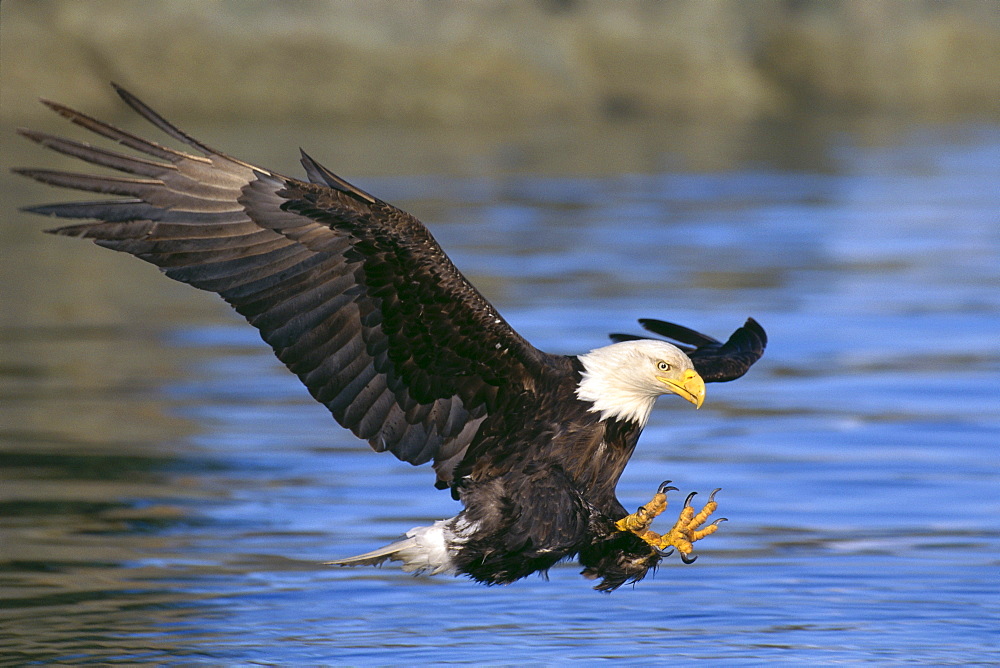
[15,85,766,591]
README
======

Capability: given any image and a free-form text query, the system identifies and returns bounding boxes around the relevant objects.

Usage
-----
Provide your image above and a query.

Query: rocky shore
[3,0,999,125]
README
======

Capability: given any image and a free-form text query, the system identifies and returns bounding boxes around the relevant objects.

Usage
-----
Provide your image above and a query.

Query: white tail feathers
[325,519,458,576]
[325,537,418,567]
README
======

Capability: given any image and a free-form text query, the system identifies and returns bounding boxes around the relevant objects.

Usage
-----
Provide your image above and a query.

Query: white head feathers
[576,339,701,426]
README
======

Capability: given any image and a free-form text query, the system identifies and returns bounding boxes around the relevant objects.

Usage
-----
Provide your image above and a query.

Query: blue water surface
[1,121,998,665]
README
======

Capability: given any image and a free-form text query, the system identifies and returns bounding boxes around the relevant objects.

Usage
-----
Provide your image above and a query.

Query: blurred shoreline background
[3,0,999,126]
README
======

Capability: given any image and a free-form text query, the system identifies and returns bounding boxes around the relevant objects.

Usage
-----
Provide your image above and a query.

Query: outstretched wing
[609,318,766,382]
[15,84,553,487]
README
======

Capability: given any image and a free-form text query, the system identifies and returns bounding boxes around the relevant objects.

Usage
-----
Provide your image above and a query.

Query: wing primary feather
[110,82,228,160]
[16,128,172,177]
[37,98,196,163]
[639,318,719,346]
[607,333,649,344]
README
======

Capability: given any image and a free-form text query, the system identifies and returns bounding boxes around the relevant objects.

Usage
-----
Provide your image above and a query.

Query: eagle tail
[326,538,417,567]
[325,520,458,576]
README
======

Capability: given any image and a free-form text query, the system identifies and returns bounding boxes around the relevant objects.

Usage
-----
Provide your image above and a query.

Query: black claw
[712,518,728,526]
[684,491,698,507]
[657,547,675,557]
[656,480,677,495]
[708,488,721,503]
[681,552,698,564]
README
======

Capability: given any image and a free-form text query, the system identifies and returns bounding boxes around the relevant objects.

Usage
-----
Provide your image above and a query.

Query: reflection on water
[1,118,999,664]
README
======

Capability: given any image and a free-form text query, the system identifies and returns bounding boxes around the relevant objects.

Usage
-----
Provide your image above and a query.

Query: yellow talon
[691,489,719,527]
[616,485,725,563]
[692,520,725,542]
[614,480,675,534]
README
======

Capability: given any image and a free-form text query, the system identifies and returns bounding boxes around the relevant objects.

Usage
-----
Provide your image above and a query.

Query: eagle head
[576,339,706,425]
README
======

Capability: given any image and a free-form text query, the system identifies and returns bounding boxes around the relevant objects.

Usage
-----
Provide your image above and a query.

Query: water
[2,117,998,664]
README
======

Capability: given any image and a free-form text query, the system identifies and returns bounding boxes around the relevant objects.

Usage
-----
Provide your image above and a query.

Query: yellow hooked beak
[658,368,706,409]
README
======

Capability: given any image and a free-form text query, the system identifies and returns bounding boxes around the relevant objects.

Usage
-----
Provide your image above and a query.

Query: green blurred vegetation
[2,0,998,125]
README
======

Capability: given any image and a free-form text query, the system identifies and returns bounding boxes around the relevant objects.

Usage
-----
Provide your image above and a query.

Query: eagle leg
[615,486,726,563]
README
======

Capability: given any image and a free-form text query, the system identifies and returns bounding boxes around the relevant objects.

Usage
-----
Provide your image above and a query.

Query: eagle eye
[657,361,670,372]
